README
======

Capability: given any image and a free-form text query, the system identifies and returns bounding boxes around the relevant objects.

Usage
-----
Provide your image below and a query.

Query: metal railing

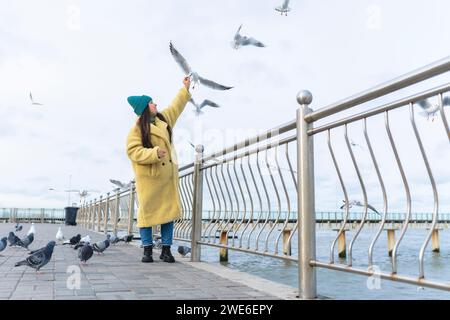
[0,208,65,223]
[78,55,450,299]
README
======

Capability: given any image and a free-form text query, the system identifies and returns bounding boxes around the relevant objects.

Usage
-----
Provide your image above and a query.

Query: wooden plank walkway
[0,223,296,300]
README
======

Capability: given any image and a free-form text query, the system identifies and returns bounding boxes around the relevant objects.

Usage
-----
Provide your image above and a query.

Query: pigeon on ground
[78,243,94,265]
[15,223,22,232]
[15,241,55,272]
[275,0,291,15]
[63,234,81,246]
[8,232,22,247]
[189,98,220,116]
[153,238,162,249]
[169,41,233,91]
[177,245,191,256]
[27,223,36,236]
[73,235,92,250]
[19,233,34,249]
[93,238,110,254]
[340,200,380,215]
[231,25,266,49]
[118,234,133,243]
[0,237,7,255]
[29,92,43,106]
[108,234,120,245]
[55,227,64,242]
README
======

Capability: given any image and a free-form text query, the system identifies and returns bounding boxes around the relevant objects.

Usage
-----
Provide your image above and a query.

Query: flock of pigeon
[0,223,134,273]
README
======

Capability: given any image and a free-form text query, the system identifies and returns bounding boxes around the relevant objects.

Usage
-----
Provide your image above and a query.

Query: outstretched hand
[183,76,191,91]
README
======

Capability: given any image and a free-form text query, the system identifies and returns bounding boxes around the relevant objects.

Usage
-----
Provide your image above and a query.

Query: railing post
[191,144,204,262]
[91,199,96,230]
[104,192,110,234]
[113,190,120,235]
[97,196,103,232]
[297,90,317,299]
[127,182,136,235]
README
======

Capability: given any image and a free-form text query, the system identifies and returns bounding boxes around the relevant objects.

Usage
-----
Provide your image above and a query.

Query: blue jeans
[139,221,174,247]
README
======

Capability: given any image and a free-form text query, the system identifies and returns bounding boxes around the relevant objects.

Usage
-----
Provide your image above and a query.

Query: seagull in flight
[349,140,363,149]
[189,98,220,116]
[231,25,266,49]
[275,0,291,15]
[415,97,450,122]
[169,41,233,91]
[110,179,132,190]
[340,200,380,215]
[29,92,43,106]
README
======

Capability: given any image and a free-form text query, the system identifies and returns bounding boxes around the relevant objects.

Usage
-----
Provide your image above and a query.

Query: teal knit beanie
[127,95,152,116]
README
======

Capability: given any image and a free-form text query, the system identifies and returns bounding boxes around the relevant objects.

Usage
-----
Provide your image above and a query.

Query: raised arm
[126,126,162,165]
[161,77,191,128]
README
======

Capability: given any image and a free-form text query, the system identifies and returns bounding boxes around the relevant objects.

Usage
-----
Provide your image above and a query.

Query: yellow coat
[126,87,191,228]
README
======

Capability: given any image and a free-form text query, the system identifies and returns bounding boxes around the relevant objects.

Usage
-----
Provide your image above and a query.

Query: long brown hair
[138,106,173,148]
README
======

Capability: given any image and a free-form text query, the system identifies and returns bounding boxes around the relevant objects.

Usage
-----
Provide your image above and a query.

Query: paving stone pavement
[0,223,283,300]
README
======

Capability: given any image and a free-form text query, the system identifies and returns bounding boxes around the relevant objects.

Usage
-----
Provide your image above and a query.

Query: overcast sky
[0,0,449,212]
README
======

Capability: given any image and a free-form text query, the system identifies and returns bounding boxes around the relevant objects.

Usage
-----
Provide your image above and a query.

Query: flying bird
[15,241,56,272]
[189,98,220,116]
[110,179,132,190]
[275,0,291,15]
[29,92,43,106]
[231,25,266,49]
[177,245,191,256]
[78,243,94,265]
[416,97,450,122]
[169,41,233,91]
[340,200,380,215]
[0,237,7,255]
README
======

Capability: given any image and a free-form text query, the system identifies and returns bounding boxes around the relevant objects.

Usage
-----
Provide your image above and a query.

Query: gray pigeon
[169,41,233,91]
[0,237,7,255]
[8,232,21,247]
[15,223,22,232]
[19,233,34,249]
[63,234,81,246]
[15,241,55,272]
[108,234,120,245]
[118,234,133,243]
[231,25,266,49]
[78,243,94,265]
[177,245,191,256]
[93,238,110,254]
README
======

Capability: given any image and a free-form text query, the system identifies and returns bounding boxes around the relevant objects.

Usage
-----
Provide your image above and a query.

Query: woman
[126,76,191,263]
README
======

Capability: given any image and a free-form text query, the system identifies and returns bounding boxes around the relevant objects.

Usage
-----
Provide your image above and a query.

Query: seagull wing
[367,204,380,215]
[284,0,290,8]
[246,37,265,47]
[416,99,432,111]
[198,76,233,90]
[200,99,221,109]
[110,179,125,188]
[234,24,242,41]
[169,42,192,75]
[29,92,33,103]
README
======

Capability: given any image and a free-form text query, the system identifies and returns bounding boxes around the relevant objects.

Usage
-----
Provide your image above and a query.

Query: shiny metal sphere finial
[296,90,313,105]
[195,145,204,153]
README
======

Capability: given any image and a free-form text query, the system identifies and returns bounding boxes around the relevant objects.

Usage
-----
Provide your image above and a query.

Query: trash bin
[64,207,79,226]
